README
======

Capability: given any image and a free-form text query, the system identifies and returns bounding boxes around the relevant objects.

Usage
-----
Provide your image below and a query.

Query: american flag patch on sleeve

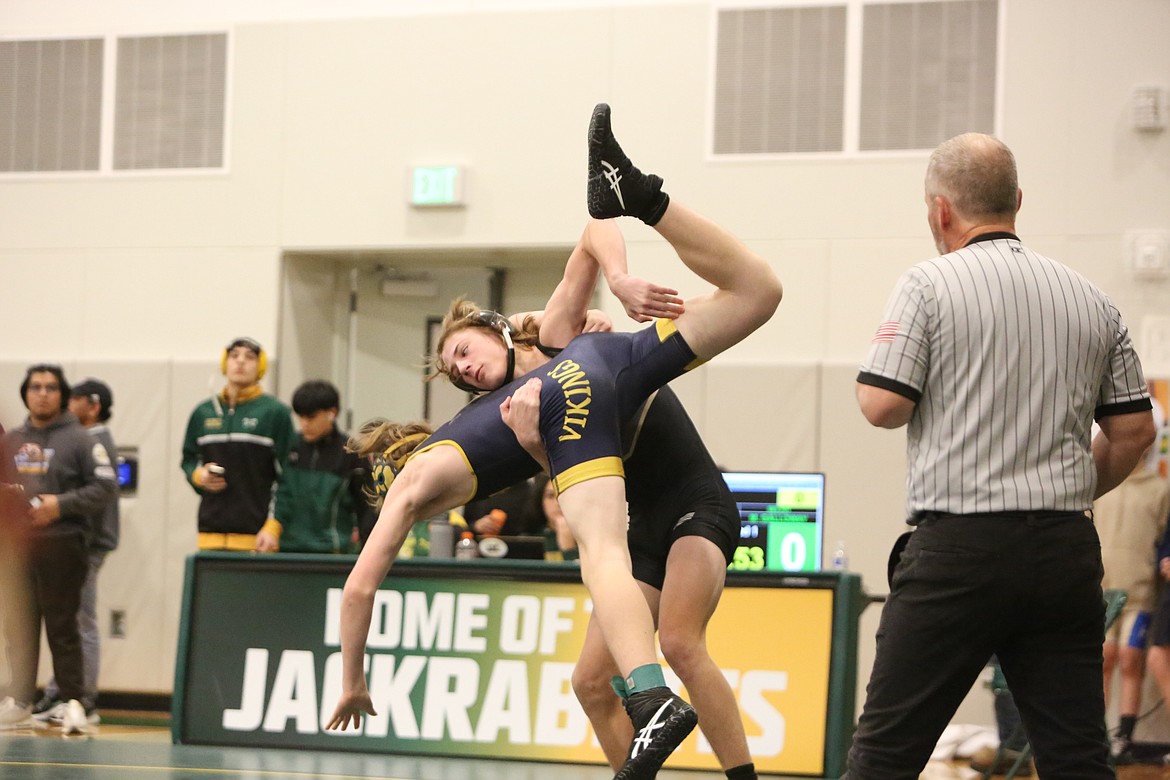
[872,322,899,343]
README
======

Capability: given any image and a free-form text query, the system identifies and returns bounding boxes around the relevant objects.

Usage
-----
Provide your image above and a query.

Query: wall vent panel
[860,0,997,151]
[714,6,847,155]
[114,33,227,170]
[0,38,103,172]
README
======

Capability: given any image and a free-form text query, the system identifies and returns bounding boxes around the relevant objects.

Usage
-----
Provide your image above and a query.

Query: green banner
[175,554,861,776]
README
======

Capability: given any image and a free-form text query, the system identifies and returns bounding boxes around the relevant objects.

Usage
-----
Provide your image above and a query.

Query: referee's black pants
[843,511,1112,780]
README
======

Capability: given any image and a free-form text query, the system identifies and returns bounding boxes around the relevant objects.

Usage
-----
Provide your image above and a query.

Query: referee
[846,133,1156,779]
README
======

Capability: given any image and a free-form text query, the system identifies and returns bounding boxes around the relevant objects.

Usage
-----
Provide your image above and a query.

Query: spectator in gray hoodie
[34,379,120,725]
[0,365,117,732]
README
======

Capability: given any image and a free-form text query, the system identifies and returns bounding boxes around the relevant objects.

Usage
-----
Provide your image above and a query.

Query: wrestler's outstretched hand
[327,688,377,731]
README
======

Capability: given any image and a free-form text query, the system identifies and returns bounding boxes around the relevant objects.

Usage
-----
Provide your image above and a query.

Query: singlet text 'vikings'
[547,359,591,442]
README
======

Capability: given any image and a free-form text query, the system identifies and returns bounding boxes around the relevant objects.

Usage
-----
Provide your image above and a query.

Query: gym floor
[2,719,1167,779]
[0,718,724,780]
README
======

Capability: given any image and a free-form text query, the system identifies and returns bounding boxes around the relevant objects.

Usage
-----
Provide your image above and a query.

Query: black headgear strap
[452,311,515,394]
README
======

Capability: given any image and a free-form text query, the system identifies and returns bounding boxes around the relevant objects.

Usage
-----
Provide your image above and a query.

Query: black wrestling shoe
[613,688,697,780]
[587,103,670,226]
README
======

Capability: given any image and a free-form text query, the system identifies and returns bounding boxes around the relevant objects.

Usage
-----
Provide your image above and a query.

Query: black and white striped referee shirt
[859,232,1152,515]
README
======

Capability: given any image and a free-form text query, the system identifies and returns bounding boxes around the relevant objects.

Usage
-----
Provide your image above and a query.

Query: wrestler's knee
[659,628,709,681]
[572,662,617,710]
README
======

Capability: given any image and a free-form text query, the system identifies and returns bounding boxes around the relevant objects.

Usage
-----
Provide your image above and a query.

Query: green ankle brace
[610,676,629,699]
[623,663,666,695]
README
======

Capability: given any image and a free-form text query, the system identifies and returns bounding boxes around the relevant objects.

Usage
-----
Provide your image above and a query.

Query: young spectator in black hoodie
[274,381,372,553]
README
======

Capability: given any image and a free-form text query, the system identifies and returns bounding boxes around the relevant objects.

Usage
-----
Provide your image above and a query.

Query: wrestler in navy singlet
[410,319,699,502]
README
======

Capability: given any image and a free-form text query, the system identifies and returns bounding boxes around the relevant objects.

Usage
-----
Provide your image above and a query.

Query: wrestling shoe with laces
[587,103,670,226]
[614,687,697,780]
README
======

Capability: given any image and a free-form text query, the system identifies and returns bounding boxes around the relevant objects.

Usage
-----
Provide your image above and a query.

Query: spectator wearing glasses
[0,365,117,733]
[32,379,121,727]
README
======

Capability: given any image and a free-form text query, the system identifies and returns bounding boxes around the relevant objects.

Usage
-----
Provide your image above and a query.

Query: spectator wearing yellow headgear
[180,337,294,552]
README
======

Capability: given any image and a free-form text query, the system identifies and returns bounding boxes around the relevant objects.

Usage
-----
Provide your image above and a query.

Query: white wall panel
[278,11,612,248]
[0,253,89,360]
[700,363,820,472]
[0,248,281,362]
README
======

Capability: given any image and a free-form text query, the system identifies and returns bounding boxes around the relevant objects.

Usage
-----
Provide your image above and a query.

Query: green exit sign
[410,165,465,207]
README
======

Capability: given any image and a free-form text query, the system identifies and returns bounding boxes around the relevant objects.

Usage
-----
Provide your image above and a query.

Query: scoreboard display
[722,472,825,573]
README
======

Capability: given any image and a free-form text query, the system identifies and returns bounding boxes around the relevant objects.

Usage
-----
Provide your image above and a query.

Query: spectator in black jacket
[274,380,373,553]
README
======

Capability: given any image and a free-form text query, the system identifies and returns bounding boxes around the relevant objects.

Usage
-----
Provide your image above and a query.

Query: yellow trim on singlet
[554,456,625,495]
[653,318,707,372]
[408,439,478,505]
[654,317,677,341]
[198,532,260,551]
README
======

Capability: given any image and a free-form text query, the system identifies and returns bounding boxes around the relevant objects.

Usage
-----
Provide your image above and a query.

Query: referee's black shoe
[587,103,670,226]
[614,687,697,780]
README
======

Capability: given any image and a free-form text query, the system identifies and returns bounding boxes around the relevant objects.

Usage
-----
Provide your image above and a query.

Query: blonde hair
[428,296,540,385]
[348,418,434,505]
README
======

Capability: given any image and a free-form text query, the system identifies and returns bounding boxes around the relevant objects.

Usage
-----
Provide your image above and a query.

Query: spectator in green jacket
[274,380,372,553]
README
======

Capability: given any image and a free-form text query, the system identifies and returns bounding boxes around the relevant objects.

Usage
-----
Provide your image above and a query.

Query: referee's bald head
[925,133,1020,223]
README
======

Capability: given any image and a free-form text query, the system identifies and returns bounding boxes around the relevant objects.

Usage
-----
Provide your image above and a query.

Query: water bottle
[831,540,849,571]
[429,517,455,558]
[455,531,478,560]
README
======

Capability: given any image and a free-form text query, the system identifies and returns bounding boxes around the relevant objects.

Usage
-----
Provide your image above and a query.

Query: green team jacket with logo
[274,427,371,553]
[180,387,294,535]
